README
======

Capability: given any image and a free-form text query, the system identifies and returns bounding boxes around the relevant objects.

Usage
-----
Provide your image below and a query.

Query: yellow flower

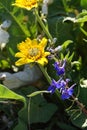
[15,37,50,66]
[12,0,41,10]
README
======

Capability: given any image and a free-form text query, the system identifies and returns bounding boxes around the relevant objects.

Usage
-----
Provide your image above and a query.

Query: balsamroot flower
[12,0,41,10]
[15,37,50,66]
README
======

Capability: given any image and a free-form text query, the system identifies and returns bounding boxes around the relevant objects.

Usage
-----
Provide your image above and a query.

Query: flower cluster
[13,0,76,101]
[48,60,76,100]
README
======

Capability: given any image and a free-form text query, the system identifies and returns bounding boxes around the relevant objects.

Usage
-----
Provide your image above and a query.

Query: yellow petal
[40,37,47,48]
[17,42,29,51]
[15,52,25,58]
[32,39,38,46]
[44,52,50,56]
[15,58,27,66]
[12,0,38,10]
[26,58,34,63]
[37,58,48,66]
[25,38,32,46]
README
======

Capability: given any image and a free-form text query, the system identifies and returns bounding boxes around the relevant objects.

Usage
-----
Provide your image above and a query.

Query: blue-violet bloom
[47,79,58,94]
[54,60,66,76]
[61,83,76,100]
[48,78,69,94]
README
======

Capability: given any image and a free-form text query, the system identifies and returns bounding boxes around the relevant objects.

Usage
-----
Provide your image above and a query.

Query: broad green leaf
[57,122,77,130]
[13,119,28,130]
[0,84,26,105]
[0,84,27,129]
[29,94,58,123]
[17,86,58,124]
[71,113,87,128]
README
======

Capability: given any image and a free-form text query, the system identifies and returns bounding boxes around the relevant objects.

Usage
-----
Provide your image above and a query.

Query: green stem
[39,64,64,105]
[34,9,53,43]
[38,64,51,84]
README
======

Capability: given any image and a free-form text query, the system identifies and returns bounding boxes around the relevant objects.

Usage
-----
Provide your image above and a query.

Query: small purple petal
[53,60,66,76]
[61,83,76,100]
[47,79,58,94]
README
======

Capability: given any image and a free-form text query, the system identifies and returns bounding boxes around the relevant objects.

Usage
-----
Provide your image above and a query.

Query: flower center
[29,47,39,57]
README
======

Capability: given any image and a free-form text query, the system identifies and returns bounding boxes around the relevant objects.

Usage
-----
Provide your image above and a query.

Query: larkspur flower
[47,78,69,94]
[61,83,76,100]
[12,0,42,10]
[15,37,50,66]
[47,79,58,94]
[54,60,66,76]
[48,77,75,100]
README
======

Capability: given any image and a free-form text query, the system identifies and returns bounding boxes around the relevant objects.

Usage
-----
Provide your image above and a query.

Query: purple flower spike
[47,79,58,94]
[54,60,66,76]
[61,83,76,100]
[47,78,68,94]
[57,78,67,89]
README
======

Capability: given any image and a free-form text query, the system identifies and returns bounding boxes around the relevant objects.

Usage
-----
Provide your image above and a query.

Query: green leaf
[62,40,73,50]
[13,119,28,130]
[0,84,26,105]
[0,84,27,129]
[29,95,58,123]
[77,15,87,23]
[71,113,87,128]
[57,122,77,130]
[81,0,87,9]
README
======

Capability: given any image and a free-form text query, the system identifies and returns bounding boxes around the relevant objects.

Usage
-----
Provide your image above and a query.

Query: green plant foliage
[57,122,77,130]
[81,0,87,9]
[67,79,87,128]
[29,94,58,123]
[0,0,87,130]
[0,84,27,129]
[0,84,25,104]
[0,0,37,65]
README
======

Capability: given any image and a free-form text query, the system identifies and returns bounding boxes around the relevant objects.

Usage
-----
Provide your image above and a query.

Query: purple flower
[48,78,69,94]
[47,79,58,94]
[57,78,66,89]
[54,60,66,76]
[48,77,75,100]
[61,83,76,100]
